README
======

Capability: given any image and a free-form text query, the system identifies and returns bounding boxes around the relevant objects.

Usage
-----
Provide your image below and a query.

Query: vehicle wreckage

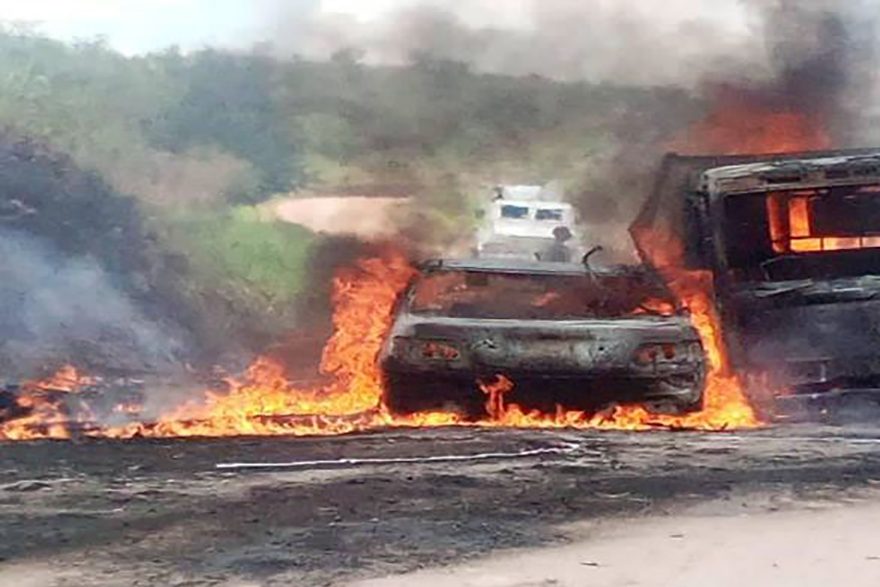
[380,258,706,417]
[633,148,880,409]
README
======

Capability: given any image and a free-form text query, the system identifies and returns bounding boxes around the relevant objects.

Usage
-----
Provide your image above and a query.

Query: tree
[149,50,299,202]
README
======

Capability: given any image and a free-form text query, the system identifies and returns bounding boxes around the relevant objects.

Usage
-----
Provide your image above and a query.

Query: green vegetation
[156,207,314,327]
[0,26,699,349]
[0,27,697,204]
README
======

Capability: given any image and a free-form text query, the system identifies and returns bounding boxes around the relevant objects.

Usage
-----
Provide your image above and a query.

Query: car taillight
[634,345,659,365]
[633,343,700,365]
[421,341,462,361]
[392,337,462,362]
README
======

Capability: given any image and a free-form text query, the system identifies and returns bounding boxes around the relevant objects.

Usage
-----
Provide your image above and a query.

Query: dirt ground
[354,499,880,587]
[267,197,408,239]
[3,425,880,586]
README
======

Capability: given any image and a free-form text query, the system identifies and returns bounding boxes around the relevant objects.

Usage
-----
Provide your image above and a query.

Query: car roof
[420,258,645,277]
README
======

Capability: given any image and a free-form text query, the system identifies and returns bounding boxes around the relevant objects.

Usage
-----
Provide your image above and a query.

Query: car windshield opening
[410,271,678,319]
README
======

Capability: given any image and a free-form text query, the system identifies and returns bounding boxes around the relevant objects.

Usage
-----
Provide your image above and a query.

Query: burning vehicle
[380,258,707,417]
[634,148,880,408]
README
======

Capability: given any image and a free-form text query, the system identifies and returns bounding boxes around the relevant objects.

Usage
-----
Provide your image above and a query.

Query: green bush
[156,207,314,334]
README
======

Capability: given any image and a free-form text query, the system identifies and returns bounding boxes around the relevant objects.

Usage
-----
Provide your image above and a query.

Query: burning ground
[0,245,759,441]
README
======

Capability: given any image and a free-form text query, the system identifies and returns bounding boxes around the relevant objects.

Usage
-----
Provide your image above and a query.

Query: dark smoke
[264,1,880,260]
[279,1,878,105]
[272,1,759,87]
[745,0,880,143]
[576,0,880,258]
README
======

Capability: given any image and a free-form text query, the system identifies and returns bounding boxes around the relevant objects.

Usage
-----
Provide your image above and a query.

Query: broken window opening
[501,205,530,219]
[410,270,679,320]
[535,209,565,221]
[765,185,880,254]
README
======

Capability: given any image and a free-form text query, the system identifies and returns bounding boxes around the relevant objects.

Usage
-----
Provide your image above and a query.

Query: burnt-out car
[379,259,706,417]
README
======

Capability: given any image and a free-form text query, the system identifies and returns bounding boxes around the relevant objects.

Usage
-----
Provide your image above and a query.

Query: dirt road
[355,497,880,587]
[267,197,408,238]
[3,426,880,586]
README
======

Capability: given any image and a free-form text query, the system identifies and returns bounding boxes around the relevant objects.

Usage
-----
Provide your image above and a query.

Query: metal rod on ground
[216,444,579,471]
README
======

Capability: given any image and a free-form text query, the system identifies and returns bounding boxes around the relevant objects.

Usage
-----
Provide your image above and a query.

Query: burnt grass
[3,426,880,585]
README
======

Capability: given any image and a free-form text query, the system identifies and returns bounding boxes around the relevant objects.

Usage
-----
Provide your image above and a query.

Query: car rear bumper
[382,366,704,415]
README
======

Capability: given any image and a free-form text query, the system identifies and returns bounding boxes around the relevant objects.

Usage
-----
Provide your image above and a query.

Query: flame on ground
[0,366,95,441]
[1,247,761,440]
[475,268,759,432]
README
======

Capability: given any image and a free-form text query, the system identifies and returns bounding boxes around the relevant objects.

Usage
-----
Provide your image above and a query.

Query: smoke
[580,0,880,259]
[280,0,880,101]
[274,0,760,87]
[743,0,880,143]
[263,1,880,258]
[0,228,184,380]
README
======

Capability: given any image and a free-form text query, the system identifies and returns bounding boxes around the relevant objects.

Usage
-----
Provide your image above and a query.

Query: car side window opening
[535,208,564,221]
[501,205,530,219]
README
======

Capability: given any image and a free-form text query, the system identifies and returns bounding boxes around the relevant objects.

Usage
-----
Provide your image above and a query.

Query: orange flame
[0,365,95,440]
[679,87,832,155]
[2,247,761,440]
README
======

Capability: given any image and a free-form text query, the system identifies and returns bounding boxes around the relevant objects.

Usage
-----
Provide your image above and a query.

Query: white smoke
[0,228,183,379]
[270,0,760,87]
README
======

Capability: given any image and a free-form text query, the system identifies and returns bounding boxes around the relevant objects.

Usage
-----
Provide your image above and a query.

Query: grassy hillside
[0,27,701,357]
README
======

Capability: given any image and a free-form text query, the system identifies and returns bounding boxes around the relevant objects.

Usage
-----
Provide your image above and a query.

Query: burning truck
[633,148,880,411]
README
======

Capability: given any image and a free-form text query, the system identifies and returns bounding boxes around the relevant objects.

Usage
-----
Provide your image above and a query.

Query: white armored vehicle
[475,184,583,261]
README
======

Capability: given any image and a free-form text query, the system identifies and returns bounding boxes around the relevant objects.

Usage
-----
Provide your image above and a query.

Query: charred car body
[380,258,706,416]
[634,148,880,406]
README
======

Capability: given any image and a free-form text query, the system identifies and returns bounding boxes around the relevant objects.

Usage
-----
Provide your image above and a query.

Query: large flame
[98,250,458,439]
[679,87,832,155]
[1,248,759,439]
[0,366,95,440]
[11,89,849,440]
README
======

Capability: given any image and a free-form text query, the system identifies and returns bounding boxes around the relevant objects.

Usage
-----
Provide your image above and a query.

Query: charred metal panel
[634,148,880,401]
[730,279,880,392]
